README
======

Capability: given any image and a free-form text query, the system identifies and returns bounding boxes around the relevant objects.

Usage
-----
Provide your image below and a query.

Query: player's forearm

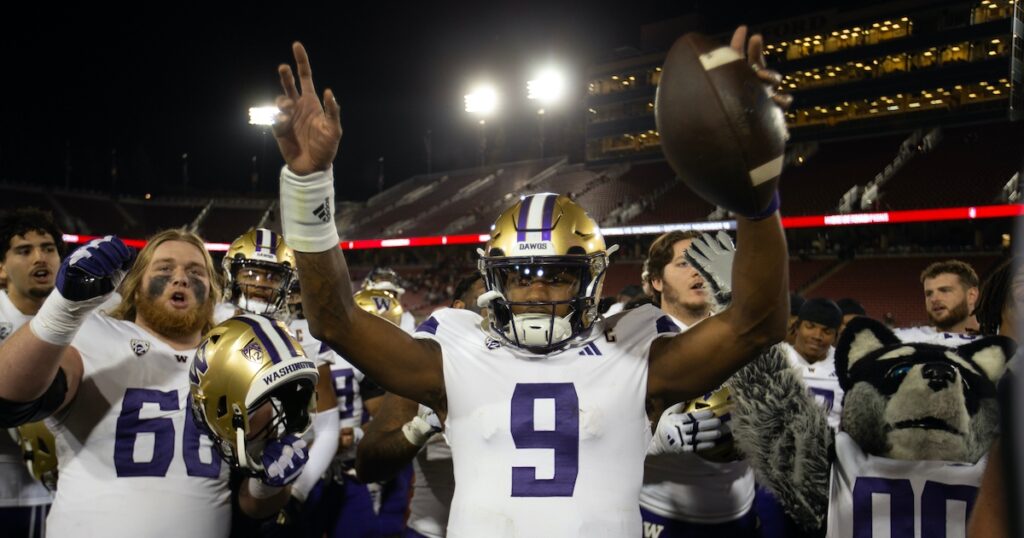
[0,325,67,401]
[726,213,789,350]
[355,425,422,483]
[295,249,359,347]
[239,480,292,519]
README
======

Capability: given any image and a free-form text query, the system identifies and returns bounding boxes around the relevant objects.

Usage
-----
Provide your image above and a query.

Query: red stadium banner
[63,204,1024,251]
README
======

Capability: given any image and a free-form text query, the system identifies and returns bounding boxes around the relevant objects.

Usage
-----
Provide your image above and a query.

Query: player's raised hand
[57,236,134,301]
[684,231,736,309]
[730,26,792,112]
[273,42,342,176]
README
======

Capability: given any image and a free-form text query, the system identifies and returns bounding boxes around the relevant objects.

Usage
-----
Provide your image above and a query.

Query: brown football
[655,32,787,216]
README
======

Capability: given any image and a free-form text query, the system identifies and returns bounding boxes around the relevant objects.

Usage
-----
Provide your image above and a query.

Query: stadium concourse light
[248,106,279,126]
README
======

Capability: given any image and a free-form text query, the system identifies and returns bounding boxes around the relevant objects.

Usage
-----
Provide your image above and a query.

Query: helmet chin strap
[235,427,252,469]
[512,313,573,347]
[478,290,573,347]
[237,295,274,315]
[477,289,504,309]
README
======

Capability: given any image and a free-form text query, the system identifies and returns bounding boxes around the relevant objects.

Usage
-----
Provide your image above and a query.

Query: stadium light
[527,68,566,105]
[248,106,279,126]
[464,85,498,118]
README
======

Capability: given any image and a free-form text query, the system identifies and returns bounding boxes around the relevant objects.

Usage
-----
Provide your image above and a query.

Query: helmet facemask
[480,253,608,354]
[226,259,295,317]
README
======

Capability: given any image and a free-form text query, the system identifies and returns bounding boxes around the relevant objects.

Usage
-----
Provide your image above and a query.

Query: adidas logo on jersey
[312,197,332,223]
[578,342,602,356]
[130,339,151,357]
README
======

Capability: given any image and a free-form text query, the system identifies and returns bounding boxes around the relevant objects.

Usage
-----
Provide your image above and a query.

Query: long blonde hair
[108,228,223,333]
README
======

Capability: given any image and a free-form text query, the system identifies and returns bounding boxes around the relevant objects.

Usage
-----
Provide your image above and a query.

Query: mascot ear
[957,336,1017,383]
[834,316,901,390]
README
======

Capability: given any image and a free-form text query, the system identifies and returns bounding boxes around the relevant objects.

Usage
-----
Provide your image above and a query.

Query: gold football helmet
[189,314,318,473]
[15,422,58,491]
[683,387,738,463]
[223,228,296,316]
[362,267,406,296]
[354,288,404,326]
[478,192,615,353]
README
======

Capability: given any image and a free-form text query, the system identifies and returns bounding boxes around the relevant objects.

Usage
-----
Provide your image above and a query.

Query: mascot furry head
[728,316,1014,533]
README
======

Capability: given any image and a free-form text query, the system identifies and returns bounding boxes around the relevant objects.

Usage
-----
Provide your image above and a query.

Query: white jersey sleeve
[826,432,984,538]
[401,311,416,333]
[412,305,665,537]
[45,314,230,538]
[288,318,335,366]
[0,291,52,508]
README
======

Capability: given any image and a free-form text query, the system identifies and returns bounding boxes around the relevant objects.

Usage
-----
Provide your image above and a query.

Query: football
[683,387,740,463]
[655,32,787,217]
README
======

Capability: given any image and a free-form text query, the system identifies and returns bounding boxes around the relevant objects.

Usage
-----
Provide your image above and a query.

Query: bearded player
[0,229,304,537]
[272,27,789,536]
[897,260,981,341]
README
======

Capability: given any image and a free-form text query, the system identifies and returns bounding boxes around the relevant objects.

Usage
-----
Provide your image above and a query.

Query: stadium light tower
[248,105,278,191]
[527,68,566,158]
[465,84,498,167]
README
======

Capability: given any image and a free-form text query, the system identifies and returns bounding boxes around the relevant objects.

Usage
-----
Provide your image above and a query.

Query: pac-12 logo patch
[485,337,501,350]
[241,340,264,363]
[130,339,151,357]
[0,322,13,341]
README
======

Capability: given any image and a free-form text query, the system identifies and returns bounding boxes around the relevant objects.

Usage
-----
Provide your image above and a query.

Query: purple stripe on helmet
[268,320,301,357]
[540,194,556,241]
[268,230,277,253]
[255,229,265,253]
[234,316,284,364]
[516,196,533,242]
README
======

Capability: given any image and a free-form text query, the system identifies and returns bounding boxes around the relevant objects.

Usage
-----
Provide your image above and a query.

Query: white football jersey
[401,310,416,333]
[288,318,335,367]
[640,315,755,524]
[413,305,668,537]
[0,291,52,508]
[782,343,843,430]
[212,301,236,325]
[827,432,984,538]
[330,353,369,431]
[896,327,979,347]
[407,431,455,538]
[45,313,230,538]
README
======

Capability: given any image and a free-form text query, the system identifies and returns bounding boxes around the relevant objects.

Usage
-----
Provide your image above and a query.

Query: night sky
[0,1,841,202]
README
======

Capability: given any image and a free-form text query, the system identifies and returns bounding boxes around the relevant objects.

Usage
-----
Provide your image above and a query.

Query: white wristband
[279,166,341,253]
[29,289,107,346]
[247,477,283,499]
[402,415,438,447]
